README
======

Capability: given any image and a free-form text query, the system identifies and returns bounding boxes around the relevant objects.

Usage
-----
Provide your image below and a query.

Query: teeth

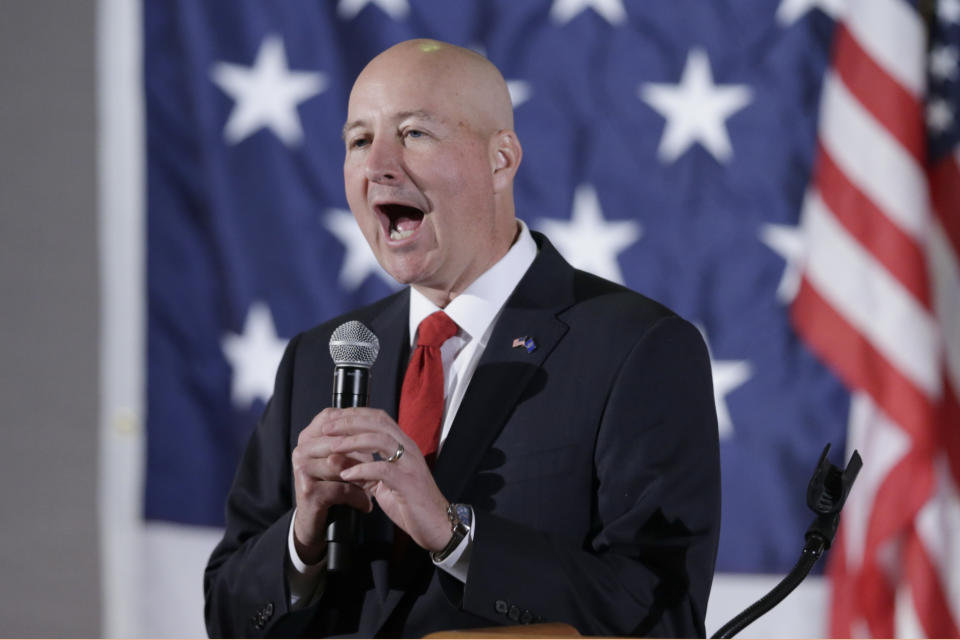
[390,228,415,240]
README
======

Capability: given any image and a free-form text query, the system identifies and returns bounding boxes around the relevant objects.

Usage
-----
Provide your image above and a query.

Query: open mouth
[377,203,425,241]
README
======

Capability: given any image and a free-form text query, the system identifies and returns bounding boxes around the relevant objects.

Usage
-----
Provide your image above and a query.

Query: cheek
[432,150,491,201]
[343,169,366,214]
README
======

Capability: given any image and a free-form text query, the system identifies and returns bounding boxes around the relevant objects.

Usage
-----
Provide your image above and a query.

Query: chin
[379,250,437,287]
[380,261,423,287]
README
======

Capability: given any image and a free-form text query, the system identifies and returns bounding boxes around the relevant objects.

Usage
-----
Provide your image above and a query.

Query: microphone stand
[711,444,862,639]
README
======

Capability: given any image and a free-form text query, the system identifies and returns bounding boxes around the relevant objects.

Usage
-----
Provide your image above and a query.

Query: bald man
[205,40,721,638]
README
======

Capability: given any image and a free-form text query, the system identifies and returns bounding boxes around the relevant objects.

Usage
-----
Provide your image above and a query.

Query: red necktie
[398,310,458,464]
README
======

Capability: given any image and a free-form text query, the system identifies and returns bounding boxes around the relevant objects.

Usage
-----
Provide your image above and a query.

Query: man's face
[343,54,507,298]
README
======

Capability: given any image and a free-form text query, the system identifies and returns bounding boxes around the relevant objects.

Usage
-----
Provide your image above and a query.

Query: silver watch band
[430,503,472,563]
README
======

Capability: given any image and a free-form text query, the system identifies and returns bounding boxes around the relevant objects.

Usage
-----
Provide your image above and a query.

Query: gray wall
[0,0,100,635]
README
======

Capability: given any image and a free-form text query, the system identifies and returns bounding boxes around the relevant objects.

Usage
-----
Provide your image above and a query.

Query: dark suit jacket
[204,233,721,638]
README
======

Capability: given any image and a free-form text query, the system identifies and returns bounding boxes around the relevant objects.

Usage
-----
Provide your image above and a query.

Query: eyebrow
[341,110,436,140]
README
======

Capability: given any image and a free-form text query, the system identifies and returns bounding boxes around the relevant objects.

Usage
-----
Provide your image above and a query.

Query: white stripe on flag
[842,392,911,569]
[844,0,925,97]
[915,458,960,625]
[819,71,930,240]
[802,189,941,395]
[929,218,960,396]
[142,522,222,637]
[706,574,828,638]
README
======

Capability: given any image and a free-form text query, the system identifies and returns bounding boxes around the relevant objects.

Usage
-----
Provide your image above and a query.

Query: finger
[298,407,345,443]
[295,475,373,513]
[339,459,405,486]
[321,408,408,441]
[294,451,369,482]
[294,435,373,465]
[329,433,411,461]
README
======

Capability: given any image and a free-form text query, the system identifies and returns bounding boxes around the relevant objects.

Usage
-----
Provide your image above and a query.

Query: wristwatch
[431,503,472,563]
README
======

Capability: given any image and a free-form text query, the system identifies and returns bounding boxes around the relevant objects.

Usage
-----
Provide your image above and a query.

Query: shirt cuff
[285,508,327,609]
[431,506,475,584]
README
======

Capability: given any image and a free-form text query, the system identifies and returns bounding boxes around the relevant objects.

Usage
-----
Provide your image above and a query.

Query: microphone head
[329,321,380,368]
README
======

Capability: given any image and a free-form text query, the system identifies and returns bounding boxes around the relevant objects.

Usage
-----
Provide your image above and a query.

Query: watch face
[452,503,472,527]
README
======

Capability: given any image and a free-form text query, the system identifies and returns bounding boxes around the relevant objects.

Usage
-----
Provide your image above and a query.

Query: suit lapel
[433,235,575,502]
[372,236,578,632]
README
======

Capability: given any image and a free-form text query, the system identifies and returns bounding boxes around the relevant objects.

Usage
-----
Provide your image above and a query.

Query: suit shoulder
[294,289,407,353]
[568,268,679,329]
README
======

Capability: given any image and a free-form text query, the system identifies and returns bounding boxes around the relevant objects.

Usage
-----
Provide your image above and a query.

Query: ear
[489,130,522,193]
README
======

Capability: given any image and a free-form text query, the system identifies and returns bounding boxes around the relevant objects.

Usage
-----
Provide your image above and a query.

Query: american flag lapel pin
[512,336,537,353]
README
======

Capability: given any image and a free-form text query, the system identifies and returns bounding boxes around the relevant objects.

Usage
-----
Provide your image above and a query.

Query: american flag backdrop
[97,0,959,636]
[793,0,960,636]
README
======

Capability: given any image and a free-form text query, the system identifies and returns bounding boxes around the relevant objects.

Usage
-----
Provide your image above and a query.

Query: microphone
[326,320,380,572]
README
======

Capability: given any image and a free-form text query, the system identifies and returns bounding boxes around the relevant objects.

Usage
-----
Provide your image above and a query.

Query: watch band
[431,503,472,563]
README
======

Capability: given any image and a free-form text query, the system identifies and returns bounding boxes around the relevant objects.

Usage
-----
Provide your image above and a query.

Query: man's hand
[291,408,374,564]
[324,408,452,553]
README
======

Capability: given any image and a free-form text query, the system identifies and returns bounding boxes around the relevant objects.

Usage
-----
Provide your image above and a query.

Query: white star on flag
[549,0,627,25]
[639,48,753,164]
[698,326,753,440]
[939,0,960,23]
[222,302,288,407]
[930,46,959,82]
[507,80,533,108]
[927,99,954,134]
[211,35,327,146]
[338,0,409,20]
[759,223,805,304]
[536,184,641,285]
[775,0,846,25]
[323,208,398,290]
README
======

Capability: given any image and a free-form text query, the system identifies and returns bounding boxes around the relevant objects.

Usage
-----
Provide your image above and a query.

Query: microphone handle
[326,365,370,572]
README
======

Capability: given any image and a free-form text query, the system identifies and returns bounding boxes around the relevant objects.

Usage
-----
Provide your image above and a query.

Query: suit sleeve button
[508,605,521,621]
[495,600,508,614]
[520,610,534,624]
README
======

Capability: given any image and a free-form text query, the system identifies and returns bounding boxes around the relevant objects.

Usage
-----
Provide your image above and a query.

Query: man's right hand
[291,408,374,565]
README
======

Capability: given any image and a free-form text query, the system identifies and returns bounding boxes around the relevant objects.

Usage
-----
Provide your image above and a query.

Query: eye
[348,135,370,150]
[403,129,425,140]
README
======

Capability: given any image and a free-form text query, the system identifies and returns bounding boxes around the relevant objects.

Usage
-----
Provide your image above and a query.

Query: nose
[365,136,403,184]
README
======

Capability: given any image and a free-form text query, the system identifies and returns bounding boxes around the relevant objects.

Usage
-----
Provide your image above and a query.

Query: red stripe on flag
[905,526,960,637]
[791,278,937,445]
[828,529,860,638]
[941,379,960,490]
[831,25,925,164]
[857,553,896,638]
[930,155,960,259]
[827,530,851,637]
[865,453,934,556]
[815,143,933,309]
[857,451,935,637]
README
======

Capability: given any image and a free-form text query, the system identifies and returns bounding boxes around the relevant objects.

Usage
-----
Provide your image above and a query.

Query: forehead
[348,62,464,112]
[344,75,478,139]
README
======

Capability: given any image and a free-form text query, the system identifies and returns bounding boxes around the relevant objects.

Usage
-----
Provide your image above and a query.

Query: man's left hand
[323,408,452,553]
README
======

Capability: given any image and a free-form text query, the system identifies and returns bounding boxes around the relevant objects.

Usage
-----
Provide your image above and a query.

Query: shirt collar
[408,219,538,345]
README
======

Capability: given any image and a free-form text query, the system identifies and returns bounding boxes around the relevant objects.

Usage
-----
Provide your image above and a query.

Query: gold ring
[384,443,404,463]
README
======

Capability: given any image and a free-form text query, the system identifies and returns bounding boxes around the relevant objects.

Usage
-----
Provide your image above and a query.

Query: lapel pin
[512,336,537,353]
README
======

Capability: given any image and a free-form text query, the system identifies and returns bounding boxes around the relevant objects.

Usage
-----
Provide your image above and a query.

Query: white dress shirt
[287,220,538,606]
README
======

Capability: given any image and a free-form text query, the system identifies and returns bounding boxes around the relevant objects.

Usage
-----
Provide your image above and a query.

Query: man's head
[343,39,522,307]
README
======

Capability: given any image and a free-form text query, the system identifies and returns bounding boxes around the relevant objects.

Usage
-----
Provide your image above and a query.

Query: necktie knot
[416,311,458,348]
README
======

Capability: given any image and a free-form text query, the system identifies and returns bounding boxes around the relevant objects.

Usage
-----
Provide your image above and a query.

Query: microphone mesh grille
[329,321,380,367]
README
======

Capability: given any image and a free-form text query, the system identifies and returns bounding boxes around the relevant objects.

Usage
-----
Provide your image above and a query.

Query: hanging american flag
[97,0,959,636]
[792,0,960,636]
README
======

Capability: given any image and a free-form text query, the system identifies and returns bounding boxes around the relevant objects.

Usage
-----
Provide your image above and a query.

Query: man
[205,39,721,638]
